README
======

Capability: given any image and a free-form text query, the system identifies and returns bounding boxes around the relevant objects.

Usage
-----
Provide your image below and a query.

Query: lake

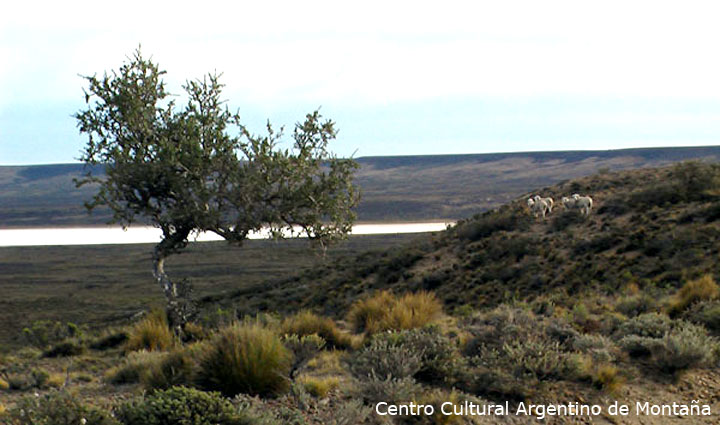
[0,222,453,247]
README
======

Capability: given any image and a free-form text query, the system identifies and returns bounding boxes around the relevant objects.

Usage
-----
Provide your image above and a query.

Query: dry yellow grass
[125,309,177,352]
[347,290,443,334]
[668,274,719,316]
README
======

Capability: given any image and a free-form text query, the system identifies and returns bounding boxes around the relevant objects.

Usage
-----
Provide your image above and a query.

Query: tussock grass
[298,376,339,397]
[281,310,354,350]
[196,323,291,397]
[347,290,443,334]
[125,309,176,352]
[668,274,719,316]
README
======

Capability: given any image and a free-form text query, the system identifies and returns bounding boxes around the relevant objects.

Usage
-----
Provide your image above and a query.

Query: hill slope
[2,145,720,226]
[216,161,720,317]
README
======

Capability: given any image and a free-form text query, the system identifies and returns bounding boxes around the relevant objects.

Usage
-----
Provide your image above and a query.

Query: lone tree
[75,50,360,333]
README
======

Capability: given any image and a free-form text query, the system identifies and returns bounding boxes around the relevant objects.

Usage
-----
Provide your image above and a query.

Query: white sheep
[541,197,554,213]
[531,195,549,218]
[571,194,593,215]
[561,196,576,210]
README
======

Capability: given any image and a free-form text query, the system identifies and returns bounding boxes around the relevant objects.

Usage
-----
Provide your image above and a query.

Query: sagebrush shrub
[350,335,423,380]
[7,390,118,425]
[356,373,422,405]
[651,322,718,374]
[393,326,464,385]
[685,301,720,331]
[615,312,672,339]
[196,323,291,397]
[115,386,251,425]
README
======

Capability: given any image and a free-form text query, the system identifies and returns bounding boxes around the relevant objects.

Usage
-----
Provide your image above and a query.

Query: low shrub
[7,390,118,425]
[651,323,718,374]
[89,330,129,350]
[22,321,83,349]
[125,309,176,352]
[668,275,719,316]
[618,335,661,358]
[196,323,291,397]
[115,386,252,425]
[283,334,325,379]
[685,301,720,332]
[44,338,85,358]
[571,333,616,363]
[500,339,579,381]
[355,373,422,405]
[347,290,443,334]
[393,326,464,385]
[615,293,658,317]
[615,312,672,339]
[350,335,423,380]
[281,311,353,350]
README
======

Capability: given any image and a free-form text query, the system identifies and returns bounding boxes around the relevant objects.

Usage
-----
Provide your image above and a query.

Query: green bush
[281,311,353,350]
[44,338,85,358]
[114,386,252,425]
[283,334,325,379]
[196,323,291,397]
[22,321,83,349]
[7,390,118,425]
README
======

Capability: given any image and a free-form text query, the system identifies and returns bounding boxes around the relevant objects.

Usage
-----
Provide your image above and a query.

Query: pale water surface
[0,223,453,247]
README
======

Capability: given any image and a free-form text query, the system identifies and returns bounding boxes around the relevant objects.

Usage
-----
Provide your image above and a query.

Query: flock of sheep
[527,194,593,218]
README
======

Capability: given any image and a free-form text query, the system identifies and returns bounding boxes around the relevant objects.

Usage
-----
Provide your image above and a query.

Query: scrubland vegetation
[2,162,720,423]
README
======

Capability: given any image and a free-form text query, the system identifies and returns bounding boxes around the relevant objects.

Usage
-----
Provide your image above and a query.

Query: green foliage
[281,311,353,350]
[43,338,85,358]
[22,321,82,349]
[196,323,291,397]
[125,310,176,352]
[114,386,252,425]
[6,390,118,425]
[283,334,326,379]
[75,48,359,329]
[347,290,443,334]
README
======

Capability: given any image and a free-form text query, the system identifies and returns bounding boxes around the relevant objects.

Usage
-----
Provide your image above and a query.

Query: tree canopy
[75,49,360,330]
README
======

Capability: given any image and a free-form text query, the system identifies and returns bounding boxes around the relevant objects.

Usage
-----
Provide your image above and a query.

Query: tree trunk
[152,228,191,336]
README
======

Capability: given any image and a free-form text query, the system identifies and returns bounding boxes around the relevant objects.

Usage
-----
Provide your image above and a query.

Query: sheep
[561,196,577,210]
[572,194,593,215]
[541,197,554,213]
[530,195,549,218]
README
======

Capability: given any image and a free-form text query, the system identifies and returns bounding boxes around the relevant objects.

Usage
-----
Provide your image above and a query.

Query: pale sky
[2,0,720,164]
